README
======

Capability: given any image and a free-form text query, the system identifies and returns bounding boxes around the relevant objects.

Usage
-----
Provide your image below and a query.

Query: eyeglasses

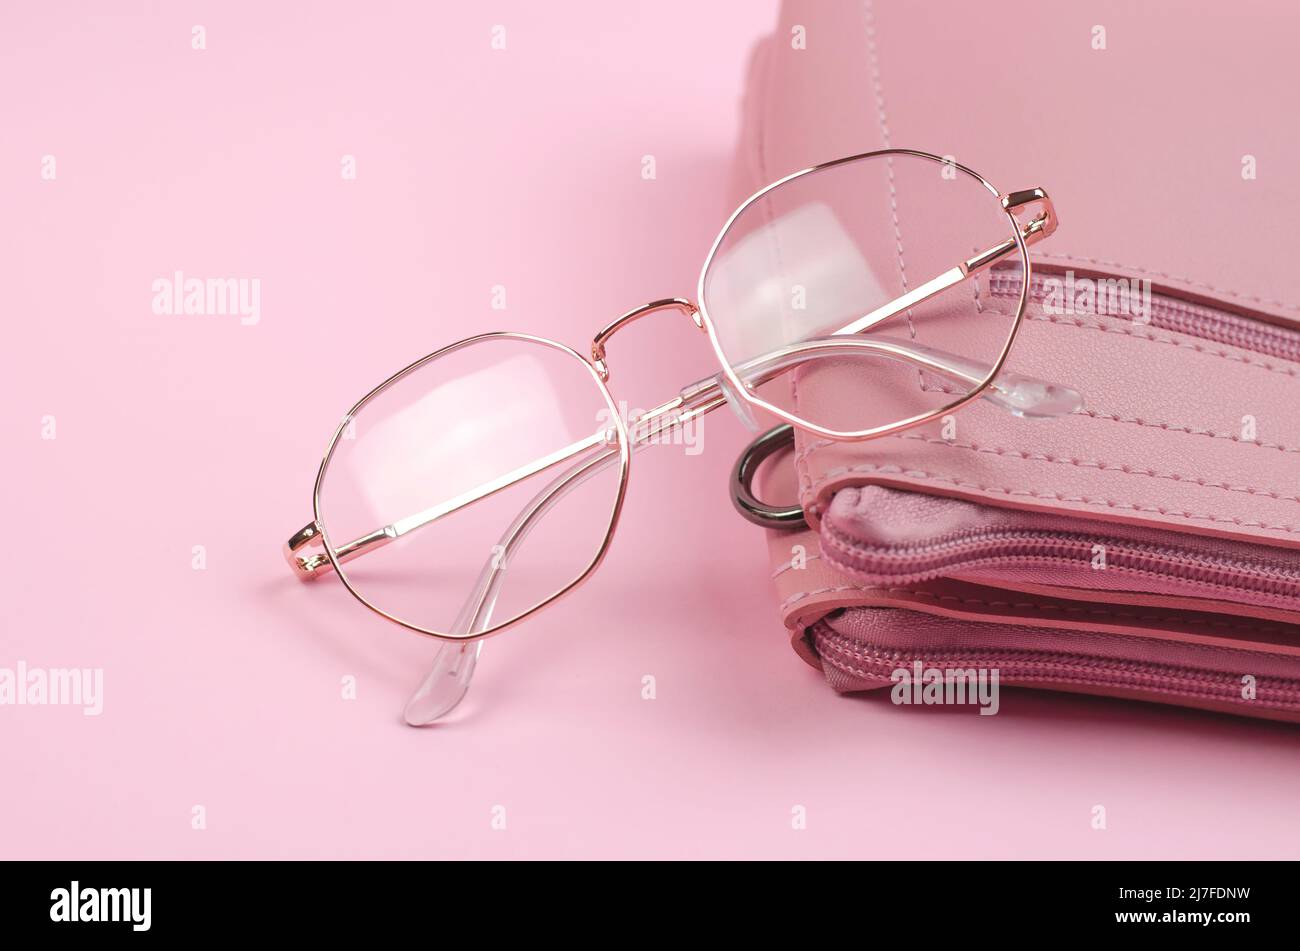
[282,149,1080,726]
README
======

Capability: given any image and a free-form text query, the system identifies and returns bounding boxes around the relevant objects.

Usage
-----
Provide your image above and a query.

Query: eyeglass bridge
[590,297,704,381]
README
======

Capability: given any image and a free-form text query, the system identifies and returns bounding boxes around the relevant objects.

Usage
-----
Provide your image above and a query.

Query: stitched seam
[1078,410,1300,454]
[817,522,1300,600]
[795,306,1298,468]
[1035,250,1300,314]
[1024,310,1299,378]
[862,0,923,392]
[792,313,1300,505]
[771,553,822,579]
[816,652,1300,706]
[797,462,1300,535]
[754,27,773,192]
[782,584,866,611]
[793,409,1300,467]
[1001,269,1300,335]
[752,33,804,419]
[813,626,1300,702]
[786,585,1296,641]
[824,492,1300,577]
[816,631,1300,694]
[881,432,1300,505]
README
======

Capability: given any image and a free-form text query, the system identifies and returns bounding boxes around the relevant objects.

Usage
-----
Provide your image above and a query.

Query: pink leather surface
[745,0,1300,538]
[749,0,1300,843]
[790,292,1300,548]
[738,0,1300,325]
[747,0,1300,660]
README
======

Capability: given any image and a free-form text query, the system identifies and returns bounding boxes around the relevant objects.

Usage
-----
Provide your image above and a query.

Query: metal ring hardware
[729,424,807,529]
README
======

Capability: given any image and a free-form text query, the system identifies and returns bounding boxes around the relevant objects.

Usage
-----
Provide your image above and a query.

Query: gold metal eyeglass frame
[283,149,1058,651]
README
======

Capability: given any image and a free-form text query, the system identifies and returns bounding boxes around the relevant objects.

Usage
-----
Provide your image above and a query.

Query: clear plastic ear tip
[717,372,762,432]
[986,373,1083,419]
[402,641,481,726]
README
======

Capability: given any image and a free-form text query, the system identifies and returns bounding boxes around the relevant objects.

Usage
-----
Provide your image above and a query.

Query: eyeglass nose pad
[717,372,762,433]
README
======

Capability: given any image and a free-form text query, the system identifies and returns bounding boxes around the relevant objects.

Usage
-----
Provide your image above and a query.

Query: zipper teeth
[816,266,1300,710]
[812,623,1300,706]
[988,269,1300,364]
[822,520,1300,600]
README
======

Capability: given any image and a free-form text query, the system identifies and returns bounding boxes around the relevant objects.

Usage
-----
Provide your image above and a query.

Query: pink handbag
[739,0,1300,720]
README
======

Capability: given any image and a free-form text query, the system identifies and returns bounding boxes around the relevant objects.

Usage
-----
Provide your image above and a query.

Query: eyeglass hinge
[284,521,332,580]
[1001,187,1058,244]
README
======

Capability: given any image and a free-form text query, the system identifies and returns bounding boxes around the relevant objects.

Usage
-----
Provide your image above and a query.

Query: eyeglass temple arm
[284,344,1069,581]
[284,187,1059,576]
[281,392,694,579]
[402,440,626,723]
[837,188,1054,337]
[282,430,607,578]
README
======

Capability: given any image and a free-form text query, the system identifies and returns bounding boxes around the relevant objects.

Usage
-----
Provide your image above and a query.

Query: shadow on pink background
[2,1,1298,859]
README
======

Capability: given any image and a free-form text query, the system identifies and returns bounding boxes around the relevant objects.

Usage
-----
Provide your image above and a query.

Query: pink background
[3,1,1298,860]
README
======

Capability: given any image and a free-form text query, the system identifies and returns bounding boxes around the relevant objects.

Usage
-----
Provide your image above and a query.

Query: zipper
[821,520,1300,605]
[806,265,1300,716]
[820,265,1300,608]
[810,619,1300,710]
[987,266,1300,364]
